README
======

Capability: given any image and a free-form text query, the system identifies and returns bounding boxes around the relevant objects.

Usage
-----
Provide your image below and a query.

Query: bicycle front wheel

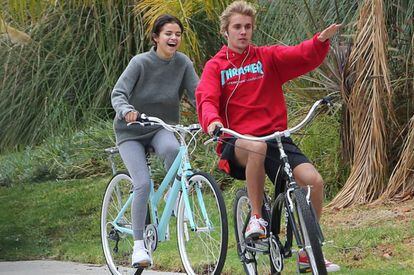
[101,173,134,275]
[234,188,273,275]
[176,172,228,275]
[294,188,326,275]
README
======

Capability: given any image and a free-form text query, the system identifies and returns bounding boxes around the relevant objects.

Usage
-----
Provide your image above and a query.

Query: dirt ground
[323,198,414,228]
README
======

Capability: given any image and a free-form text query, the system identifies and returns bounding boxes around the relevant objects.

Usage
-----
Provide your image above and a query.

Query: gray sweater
[111,47,199,145]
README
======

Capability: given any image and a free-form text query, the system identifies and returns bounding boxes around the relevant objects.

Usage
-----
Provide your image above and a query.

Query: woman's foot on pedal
[298,251,340,273]
[244,214,268,239]
[132,241,151,268]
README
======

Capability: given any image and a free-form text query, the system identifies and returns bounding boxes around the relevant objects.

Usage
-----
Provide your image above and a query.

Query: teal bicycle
[101,115,228,275]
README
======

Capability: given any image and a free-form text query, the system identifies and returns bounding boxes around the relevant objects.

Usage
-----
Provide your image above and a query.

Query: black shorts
[220,137,310,183]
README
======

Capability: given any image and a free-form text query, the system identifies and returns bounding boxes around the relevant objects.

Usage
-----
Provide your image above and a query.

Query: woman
[111,14,198,267]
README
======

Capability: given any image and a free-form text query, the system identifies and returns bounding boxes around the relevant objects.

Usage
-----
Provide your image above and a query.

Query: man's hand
[318,24,342,42]
[207,121,224,136]
[124,111,139,123]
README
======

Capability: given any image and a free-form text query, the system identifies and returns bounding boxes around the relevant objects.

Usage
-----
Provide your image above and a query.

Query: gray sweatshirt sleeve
[111,57,141,119]
[182,60,199,108]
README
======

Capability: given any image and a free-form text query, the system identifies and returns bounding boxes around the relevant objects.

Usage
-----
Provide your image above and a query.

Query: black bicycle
[208,97,333,275]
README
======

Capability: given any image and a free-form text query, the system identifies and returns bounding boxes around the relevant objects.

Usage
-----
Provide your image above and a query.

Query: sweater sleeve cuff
[120,107,135,119]
[313,33,330,58]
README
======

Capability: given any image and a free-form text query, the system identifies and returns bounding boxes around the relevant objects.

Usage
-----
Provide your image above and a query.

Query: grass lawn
[0,178,413,274]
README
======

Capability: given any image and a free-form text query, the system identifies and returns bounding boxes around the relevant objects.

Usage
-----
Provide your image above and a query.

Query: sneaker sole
[298,264,340,273]
[298,266,311,273]
[132,261,150,268]
[245,232,266,240]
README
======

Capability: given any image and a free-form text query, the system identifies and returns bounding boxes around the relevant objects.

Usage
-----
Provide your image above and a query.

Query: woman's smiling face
[154,23,182,59]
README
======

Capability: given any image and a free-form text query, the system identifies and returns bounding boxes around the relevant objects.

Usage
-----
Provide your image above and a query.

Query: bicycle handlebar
[128,114,201,133]
[204,96,332,145]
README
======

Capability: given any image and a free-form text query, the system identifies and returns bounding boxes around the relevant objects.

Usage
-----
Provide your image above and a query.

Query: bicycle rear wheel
[294,188,326,275]
[234,188,274,275]
[101,173,134,275]
[176,172,228,275]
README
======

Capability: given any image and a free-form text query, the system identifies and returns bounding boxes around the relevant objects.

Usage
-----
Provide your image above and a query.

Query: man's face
[227,13,253,54]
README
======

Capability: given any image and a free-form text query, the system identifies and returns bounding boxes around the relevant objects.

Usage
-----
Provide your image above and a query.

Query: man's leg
[234,139,267,217]
[292,163,324,219]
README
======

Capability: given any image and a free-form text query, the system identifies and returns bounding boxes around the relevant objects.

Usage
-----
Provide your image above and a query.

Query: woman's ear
[152,33,158,44]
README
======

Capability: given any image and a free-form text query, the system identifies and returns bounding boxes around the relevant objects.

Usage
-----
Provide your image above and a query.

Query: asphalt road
[0,260,183,275]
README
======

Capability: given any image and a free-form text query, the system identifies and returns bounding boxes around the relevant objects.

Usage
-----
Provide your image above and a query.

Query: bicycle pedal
[298,266,311,274]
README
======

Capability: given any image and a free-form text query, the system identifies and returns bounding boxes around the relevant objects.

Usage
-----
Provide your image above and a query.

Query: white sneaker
[132,247,151,268]
[244,215,268,239]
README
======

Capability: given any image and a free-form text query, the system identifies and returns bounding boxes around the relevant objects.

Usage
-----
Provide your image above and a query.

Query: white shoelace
[250,215,268,227]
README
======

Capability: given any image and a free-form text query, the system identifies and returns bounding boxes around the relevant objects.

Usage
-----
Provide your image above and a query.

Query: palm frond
[0,17,31,44]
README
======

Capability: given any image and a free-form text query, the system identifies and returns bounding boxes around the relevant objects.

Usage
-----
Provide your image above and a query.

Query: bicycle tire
[270,192,293,273]
[234,188,275,275]
[294,188,327,275]
[176,172,228,275]
[101,172,135,275]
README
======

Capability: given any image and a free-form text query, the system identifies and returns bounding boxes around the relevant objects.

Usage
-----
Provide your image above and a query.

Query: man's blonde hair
[220,1,256,36]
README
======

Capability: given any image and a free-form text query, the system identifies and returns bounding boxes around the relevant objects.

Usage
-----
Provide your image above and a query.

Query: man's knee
[293,163,324,189]
[246,141,267,160]
[310,172,324,190]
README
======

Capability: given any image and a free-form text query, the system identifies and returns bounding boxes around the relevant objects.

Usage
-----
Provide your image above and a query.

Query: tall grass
[0,1,145,152]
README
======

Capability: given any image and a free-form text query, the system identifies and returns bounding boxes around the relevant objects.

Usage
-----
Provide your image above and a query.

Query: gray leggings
[118,129,179,240]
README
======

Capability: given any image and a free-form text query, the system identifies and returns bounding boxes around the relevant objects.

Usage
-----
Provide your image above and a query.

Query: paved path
[0,260,183,275]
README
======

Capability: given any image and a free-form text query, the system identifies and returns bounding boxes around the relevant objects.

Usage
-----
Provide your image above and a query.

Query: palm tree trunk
[329,0,394,208]
[376,115,414,201]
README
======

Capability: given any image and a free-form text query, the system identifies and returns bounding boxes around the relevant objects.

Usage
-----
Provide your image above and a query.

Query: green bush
[0,119,115,186]
[291,109,346,199]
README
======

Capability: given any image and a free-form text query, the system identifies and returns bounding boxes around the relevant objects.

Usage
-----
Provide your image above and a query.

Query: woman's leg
[150,129,180,170]
[118,140,150,241]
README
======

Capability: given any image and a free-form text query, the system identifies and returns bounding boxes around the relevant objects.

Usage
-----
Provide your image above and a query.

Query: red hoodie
[196,34,329,173]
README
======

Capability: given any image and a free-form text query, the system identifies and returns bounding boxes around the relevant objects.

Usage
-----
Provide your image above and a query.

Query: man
[196,0,341,272]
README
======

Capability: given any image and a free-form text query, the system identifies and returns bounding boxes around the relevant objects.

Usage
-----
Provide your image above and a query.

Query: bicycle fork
[180,173,215,241]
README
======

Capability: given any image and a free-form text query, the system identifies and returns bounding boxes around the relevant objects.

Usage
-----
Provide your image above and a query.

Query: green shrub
[291,109,346,199]
[0,119,115,186]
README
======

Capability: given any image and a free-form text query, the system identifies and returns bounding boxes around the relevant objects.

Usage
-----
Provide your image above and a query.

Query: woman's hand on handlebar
[125,111,139,123]
[207,121,223,136]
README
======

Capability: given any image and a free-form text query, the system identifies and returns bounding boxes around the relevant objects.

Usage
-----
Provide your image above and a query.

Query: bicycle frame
[110,125,213,242]
[269,135,304,249]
